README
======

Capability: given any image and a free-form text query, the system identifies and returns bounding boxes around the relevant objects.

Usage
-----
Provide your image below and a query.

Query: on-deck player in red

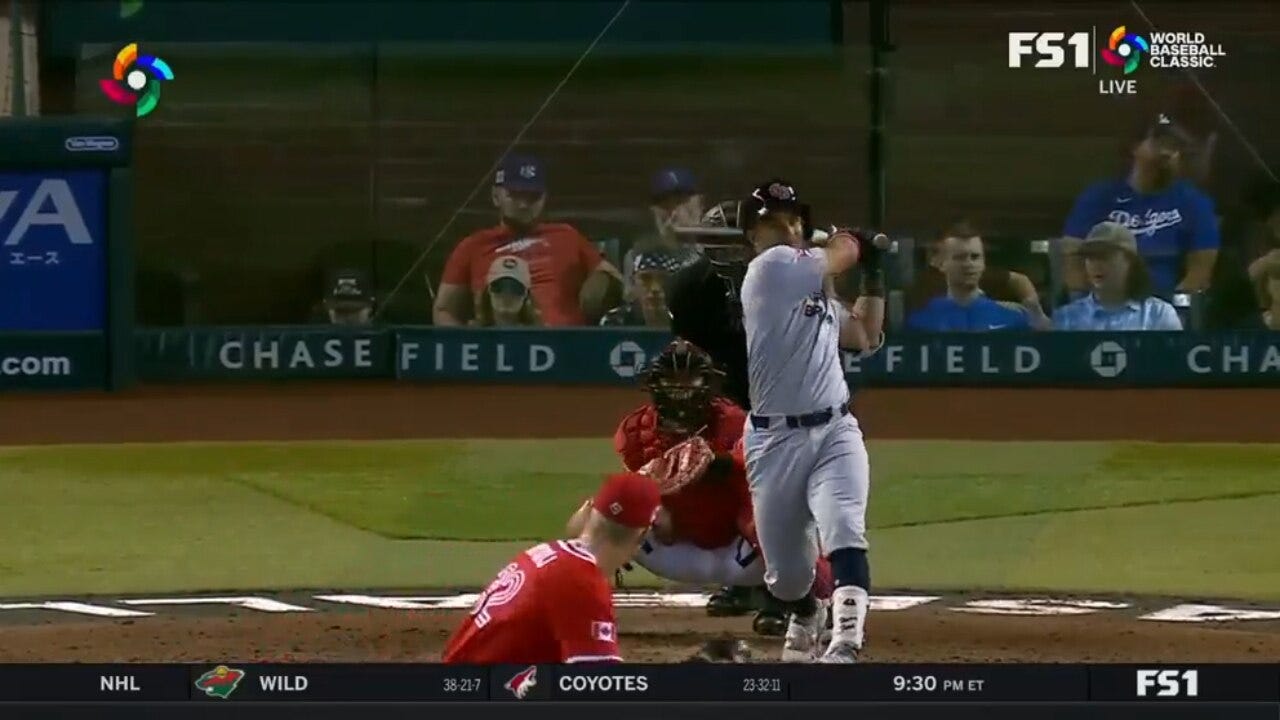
[442,471,660,664]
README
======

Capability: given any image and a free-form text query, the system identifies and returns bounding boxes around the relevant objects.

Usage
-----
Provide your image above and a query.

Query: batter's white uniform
[739,244,871,602]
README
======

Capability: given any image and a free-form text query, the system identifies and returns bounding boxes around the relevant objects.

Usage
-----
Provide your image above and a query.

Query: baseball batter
[737,179,886,663]
[603,340,833,635]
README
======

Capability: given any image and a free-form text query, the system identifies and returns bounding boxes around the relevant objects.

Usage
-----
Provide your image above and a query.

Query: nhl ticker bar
[0,664,1277,703]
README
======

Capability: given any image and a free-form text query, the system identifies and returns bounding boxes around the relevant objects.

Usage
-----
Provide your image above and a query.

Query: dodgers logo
[1108,208,1182,237]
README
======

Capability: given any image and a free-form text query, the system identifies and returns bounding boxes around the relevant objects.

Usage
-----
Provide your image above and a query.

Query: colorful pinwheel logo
[98,43,173,118]
[1101,26,1149,75]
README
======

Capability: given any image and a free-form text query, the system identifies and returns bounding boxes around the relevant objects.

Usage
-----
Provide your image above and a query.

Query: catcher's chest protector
[617,401,744,472]
[617,406,673,469]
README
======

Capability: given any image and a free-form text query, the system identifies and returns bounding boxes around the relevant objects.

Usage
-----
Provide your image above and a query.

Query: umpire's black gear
[665,255,751,410]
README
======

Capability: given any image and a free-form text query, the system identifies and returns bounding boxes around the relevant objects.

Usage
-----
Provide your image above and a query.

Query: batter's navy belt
[749,404,849,430]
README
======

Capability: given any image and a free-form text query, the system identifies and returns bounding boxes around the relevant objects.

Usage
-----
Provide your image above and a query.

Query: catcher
[568,339,832,637]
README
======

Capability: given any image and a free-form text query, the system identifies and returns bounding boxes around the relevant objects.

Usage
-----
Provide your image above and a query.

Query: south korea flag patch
[591,621,616,642]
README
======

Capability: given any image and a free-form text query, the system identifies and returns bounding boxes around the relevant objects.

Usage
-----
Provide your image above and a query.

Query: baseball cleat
[706,585,754,617]
[751,608,787,637]
[818,639,861,664]
[780,609,825,662]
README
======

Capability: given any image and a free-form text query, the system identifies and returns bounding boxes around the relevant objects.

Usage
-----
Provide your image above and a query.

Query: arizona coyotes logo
[505,665,538,699]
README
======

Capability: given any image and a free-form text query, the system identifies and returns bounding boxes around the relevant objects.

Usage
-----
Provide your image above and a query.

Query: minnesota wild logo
[195,665,245,699]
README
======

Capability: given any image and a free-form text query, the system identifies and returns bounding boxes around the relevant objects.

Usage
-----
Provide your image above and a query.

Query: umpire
[663,199,776,630]
[665,201,753,409]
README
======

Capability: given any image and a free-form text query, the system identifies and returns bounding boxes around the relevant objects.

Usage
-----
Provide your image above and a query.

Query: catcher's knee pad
[634,535,765,586]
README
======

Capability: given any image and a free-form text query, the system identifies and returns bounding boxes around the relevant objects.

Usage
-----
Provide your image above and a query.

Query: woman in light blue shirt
[1053,221,1183,331]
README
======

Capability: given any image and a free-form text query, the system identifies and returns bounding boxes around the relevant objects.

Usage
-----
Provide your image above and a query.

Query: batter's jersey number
[470,563,526,628]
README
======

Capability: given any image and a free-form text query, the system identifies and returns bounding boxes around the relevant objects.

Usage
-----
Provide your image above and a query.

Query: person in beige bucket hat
[1052,221,1183,331]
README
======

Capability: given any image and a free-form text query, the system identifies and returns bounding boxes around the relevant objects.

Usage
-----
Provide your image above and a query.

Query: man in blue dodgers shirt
[1053,221,1183,331]
[906,232,1032,332]
[1061,114,1219,298]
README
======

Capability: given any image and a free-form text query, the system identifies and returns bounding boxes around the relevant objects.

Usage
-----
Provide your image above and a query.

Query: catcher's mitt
[638,435,714,496]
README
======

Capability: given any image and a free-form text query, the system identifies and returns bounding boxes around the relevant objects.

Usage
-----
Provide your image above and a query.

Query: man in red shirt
[433,155,622,327]
[442,471,660,665]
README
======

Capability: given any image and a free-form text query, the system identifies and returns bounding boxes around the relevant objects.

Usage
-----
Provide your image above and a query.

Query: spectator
[599,251,683,327]
[905,220,1050,328]
[474,256,542,327]
[1053,221,1183,331]
[313,268,374,326]
[1205,179,1279,329]
[1244,183,1280,303]
[905,233,1033,332]
[1255,252,1280,331]
[433,154,622,327]
[621,167,704,290]
[1061,114,1219,298]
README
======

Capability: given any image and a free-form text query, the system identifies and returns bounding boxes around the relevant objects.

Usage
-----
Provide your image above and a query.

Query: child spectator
[313,268,375,326]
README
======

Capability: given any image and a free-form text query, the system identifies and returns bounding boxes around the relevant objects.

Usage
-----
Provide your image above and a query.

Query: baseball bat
[673,225,895,251]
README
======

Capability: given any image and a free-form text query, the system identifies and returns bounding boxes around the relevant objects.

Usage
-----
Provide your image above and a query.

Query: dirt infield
[3,599,1280,664]
[2,383,1278,663]
[3,383,1279,444]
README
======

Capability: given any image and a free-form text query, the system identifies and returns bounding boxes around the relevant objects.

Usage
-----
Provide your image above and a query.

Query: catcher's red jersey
[613,398,755,550]
[442,540,621,664]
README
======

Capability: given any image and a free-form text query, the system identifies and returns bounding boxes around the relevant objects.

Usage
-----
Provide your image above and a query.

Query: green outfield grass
[1,440,1278,600]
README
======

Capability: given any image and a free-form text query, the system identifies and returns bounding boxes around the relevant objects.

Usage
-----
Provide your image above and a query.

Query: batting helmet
[741,178,813,241]
[643,339,724,436]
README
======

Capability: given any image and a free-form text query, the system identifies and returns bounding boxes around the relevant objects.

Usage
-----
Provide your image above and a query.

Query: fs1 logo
[1008,32,1090,69]
[0,179,93,247]
[1136,669,1199,698]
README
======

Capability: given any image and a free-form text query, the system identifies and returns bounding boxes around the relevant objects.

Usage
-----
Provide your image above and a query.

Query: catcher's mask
[643,339,723,436]
[668,199,752,297]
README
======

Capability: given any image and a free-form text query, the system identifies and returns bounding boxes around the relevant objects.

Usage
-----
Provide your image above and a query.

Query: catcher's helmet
[741,178,813,240]
[644,339,723,436]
